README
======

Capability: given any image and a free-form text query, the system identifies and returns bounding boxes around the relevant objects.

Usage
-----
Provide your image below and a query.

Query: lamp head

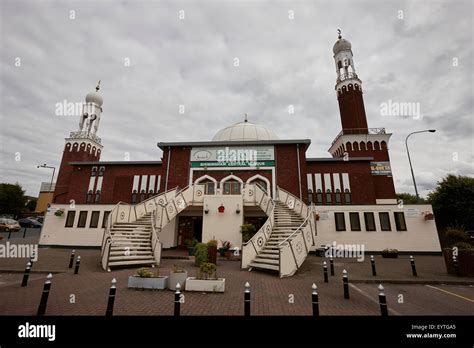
[428,129,436,133]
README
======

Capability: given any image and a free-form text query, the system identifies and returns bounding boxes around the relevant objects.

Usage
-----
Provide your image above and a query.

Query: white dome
[333,38,352,55]
[85,91,103,106]
[212,120,279,142]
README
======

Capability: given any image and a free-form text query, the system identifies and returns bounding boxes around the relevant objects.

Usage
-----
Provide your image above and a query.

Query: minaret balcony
[336,72,359,84]
[69,131,102,144]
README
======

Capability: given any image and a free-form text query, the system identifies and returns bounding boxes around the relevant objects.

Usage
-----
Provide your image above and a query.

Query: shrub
[220,240,231,250]
[452,242,474,250]
[198,263,217,280]
[241,224,257,243]
[54,209,65,217]
[207,239,218,248]
[445,226,470,243]
[184,238,198,248]
[381,248,398,254]
[194,243,208,266]
[135,267,155,278]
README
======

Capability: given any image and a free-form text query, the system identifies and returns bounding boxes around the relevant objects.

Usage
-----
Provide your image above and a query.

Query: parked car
[18,218,43,228]
[27,216,44,224]
[466,230,474,240]
[0,218,21,232]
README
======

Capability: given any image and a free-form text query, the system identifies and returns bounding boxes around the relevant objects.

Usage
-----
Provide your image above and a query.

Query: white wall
[39,204,115,247]
[160,217,177,248]
[202,195,243,249]
[314,204,441,252]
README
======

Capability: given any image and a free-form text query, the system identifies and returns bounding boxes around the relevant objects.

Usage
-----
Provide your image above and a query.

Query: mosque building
[39,33,441,276]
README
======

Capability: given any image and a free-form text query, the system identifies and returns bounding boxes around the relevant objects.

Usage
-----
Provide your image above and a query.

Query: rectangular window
[77,211,88,228]
[394,212,407,231]
[344,192,351,204]
[326,193,332,204]
[65,211,76,228]
[316,192,323,204]
[335,193,341,204]
[379,212,391,231]
[307,191,313,204]
[349,212,361,231]
[335,212,346,231]
[364,212,376,231]
[102,211,110,228]
[89,211,100,228]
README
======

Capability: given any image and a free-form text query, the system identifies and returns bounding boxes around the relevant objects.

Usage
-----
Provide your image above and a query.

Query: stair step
[257,253,279,259]
[249,262,279,271]
[109,255,153,261]
[108,259,156,267]
[110,250,152,256]
[111,247,152,251]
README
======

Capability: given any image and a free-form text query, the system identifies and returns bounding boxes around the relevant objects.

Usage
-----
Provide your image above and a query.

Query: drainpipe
[165,146,171,192]
[296,144,302,200]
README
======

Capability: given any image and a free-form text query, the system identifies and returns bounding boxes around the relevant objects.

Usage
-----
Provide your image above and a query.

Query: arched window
[94,190,101,204]
[344,188,351,204]
[86,190,93,204]
[316,189,323,205]
[335,189,341,204]
[246,175,271,195]
[195,175,217,195]
[223,180,241,195]
[140,189,146,202]
[131,190,138,204]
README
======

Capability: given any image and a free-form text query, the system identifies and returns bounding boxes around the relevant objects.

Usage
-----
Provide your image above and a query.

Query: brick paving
[0,246,472,316]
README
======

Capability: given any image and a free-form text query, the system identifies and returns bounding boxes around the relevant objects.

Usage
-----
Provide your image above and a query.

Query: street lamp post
[405,130,436,202]
[37,164,56,192]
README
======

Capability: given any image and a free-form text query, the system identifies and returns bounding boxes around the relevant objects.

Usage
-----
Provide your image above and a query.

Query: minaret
[53,83,104,204]
[333,30,368,133]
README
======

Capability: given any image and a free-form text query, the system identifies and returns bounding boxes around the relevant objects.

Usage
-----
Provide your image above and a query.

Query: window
[316,190,323,205]
[326,192,332,204]
[349,212,361,231]
[199,179,215,195]
[344,189,351,204]
[94,190,101,204]
[335,212,346,231]
[77,211,88,228]
[98,166,105,176]
[140,189,146,202]
[335,189,342,204]
[364,212,376,231]
[379,212,391,231]
[65,211,76,228]
[251,179,268,193]
[131,190,138,204]
[102,211,110,228]
[89,211,100,228]
[223,180,241,195]
[394,212,407,231]
[91,166,97,177]
[86,190,93,204]
[307,189,313,204]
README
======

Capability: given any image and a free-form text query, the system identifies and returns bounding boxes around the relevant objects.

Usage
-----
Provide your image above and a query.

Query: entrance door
[177,216,203,248]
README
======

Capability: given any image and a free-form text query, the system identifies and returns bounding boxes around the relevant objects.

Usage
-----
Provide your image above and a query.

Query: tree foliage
[395,192,426,204]
[427,175,474,231]
[0,183,28,217]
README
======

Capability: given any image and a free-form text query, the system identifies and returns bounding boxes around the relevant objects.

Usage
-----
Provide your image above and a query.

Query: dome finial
[337,28,342,40]
[96,80,101,92]
[244,113,248,122]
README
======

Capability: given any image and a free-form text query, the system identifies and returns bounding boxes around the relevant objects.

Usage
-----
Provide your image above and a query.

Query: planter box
[169,271,188,290]
[382,253,398,258]
[128,276,168,290]
[443,248,474,277]
[185,277,225,293]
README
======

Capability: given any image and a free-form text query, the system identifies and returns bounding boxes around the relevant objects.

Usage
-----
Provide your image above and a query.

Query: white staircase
[242,186,317,277]
[249,202,305,271]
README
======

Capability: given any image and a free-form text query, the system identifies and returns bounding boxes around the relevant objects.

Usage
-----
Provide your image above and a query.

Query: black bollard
[74,256,81,274]
[37,273,53,316]
[329,257,335,276]
[174,283,181,316]
[343,269,350,299]
[453,256,460,276]
[378,284,388,316]
[8,229,12,239]
[371,255,377,276]
[323,261,328,283]
[21,262,31,287]
[244,282,251,317]
[29,251,36,270]
[105,278,117,316]
[68,249,76,269]
[23,227,27,238]
[410,255,417,277]
[312,283,319,316]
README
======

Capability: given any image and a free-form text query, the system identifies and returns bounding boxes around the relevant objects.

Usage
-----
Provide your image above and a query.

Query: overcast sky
[0,0,472,197]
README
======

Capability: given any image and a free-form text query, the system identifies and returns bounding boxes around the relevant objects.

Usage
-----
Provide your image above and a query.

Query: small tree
[396,193,425,204]
[0,183,28,217]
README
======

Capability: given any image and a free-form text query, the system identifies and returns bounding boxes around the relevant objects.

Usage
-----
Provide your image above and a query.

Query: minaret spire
[96,80,101,92]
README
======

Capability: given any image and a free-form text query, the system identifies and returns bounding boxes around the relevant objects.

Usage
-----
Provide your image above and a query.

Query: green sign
[191,161,275,168]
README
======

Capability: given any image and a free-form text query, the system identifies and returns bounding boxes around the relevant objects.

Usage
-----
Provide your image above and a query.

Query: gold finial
[244,113,248,122]
[96,80,101,92]
[337,29,342,39]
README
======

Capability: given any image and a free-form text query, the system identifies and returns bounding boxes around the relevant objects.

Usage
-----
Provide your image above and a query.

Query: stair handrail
[150,208,161,266]
[277,205,314,247]
[101,201,128,258]
[242,184,275,246]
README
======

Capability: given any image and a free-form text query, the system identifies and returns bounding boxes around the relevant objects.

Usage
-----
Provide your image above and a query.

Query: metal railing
[336,71,359,84]
[331,127,387,146]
